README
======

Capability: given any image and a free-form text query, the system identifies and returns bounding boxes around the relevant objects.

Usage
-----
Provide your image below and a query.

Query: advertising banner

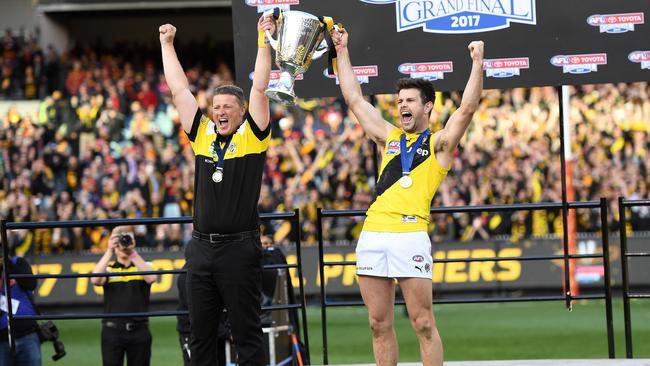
[233,1,649,96]
[28,236,649,306]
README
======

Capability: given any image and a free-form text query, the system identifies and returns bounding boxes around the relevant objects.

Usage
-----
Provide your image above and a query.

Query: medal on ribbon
[211,134,233,184]
[399,129,430,189]
[212,168,223,183]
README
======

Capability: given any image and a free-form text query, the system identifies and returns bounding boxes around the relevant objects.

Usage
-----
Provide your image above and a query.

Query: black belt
[103,321,148,332]
[192,229,259,244]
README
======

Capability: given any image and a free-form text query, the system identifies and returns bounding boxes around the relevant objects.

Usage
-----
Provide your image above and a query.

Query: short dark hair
[212,85,245,106]
[396,78,436,105]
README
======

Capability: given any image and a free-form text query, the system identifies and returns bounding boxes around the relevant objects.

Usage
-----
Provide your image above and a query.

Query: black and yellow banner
[26,236,648,306]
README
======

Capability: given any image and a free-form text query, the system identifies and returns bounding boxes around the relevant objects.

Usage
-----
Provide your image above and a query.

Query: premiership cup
[265,10,330,105]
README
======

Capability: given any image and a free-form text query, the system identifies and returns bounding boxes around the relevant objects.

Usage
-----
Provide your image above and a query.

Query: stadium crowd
[1,28,649,255]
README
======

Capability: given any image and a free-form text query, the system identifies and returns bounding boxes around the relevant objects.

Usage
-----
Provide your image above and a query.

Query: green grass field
[42,299,650,365]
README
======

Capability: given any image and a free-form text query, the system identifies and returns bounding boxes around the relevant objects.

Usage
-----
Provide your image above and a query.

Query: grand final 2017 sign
[233,0,649,97]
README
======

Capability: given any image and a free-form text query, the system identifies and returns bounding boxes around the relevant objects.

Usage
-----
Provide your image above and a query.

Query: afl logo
[412,255,425,262]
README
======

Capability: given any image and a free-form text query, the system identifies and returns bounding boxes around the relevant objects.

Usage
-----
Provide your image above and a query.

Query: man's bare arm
[160,24,198,134]
[249,14,275,131]
[332,28,395,148]
[435,41,484,167]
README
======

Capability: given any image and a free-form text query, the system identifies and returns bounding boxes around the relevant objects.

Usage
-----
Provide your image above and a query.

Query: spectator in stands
[91,226,156,366]
[0,24,648,253]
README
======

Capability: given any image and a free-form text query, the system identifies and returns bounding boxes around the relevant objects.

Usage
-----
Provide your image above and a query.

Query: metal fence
[0,209,310,364]
[617,197,650,359]
[316,198,616,365]
[3,198,646,364]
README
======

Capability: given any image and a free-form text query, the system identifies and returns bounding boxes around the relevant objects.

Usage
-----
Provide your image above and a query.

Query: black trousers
[179,332,227,366]
[101,324,151,366]
[185,235,265,366]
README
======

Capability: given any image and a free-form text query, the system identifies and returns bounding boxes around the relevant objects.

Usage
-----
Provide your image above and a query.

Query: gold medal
[212,169,223,183]
[400,175,412,188]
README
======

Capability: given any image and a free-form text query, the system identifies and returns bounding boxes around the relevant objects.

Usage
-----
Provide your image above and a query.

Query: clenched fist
[258,14,276,34]
[468,41,484,61]
[159,24,177,46]
[330,26,348,53]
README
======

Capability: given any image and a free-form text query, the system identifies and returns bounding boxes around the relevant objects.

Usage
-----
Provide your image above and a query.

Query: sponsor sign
[628,50,650,70]
[360,0,537,34]
[550,53,607,74]
[324,65,378,84]
[245,0,298,12]
[587,12,644,33]
[483,57,529,78]
[249,70,304,88]
[398,61,454,80]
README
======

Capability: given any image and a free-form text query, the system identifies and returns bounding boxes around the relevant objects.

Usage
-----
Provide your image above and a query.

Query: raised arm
[434,41,484,168]
[129,251,157,285]
[159,24,198,134]
[331,28,395,148]
[91,242,115,286]
[249,15,275,131]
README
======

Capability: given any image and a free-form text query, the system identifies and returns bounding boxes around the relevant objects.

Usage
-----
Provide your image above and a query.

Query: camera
[38,321,66,361]
[118,234,133,247]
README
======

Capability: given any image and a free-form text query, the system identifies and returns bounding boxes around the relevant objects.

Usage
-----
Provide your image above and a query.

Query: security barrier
[0,209,310,365]
[316,198,616,365]
[617,197,650,359]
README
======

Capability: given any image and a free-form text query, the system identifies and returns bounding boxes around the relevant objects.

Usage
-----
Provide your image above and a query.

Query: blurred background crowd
[1,27,649,255]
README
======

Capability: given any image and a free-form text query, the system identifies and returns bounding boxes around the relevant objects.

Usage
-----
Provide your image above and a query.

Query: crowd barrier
[1,209,310,365]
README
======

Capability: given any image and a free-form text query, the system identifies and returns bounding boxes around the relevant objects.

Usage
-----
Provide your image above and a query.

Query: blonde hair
[111,226,135,236]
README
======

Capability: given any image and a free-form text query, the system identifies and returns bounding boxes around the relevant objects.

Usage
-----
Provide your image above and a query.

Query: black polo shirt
[102,261,151,324]
[187,108,271,234]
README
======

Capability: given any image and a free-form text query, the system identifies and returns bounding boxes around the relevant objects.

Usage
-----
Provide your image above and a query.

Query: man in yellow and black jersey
[160,14,274,366]
[332,27,485,366]
[91,226,157,366]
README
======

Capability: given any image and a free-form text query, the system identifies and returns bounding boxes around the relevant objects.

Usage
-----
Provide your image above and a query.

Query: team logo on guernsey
[386,140,400,154]
[587,12,644,34]
[323,65,378,85]
[425,263,431,272]
[550,53,607,74]
[483,57,529,78]
[360,0,537,34]
[250,70,303,89]
[628,51,650,70]
[398,61,453,81]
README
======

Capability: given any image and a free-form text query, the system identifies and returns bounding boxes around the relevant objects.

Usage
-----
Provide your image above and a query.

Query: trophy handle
[311,40,328,60]
[264,30,278,51]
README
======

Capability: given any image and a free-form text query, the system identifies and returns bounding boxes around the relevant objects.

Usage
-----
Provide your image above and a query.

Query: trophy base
[265,88,297,106]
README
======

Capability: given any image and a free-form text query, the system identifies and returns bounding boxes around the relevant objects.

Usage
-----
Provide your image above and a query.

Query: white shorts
[355,231,432,279]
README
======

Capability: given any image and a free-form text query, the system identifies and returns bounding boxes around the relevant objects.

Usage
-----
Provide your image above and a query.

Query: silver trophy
[265,11,329,105]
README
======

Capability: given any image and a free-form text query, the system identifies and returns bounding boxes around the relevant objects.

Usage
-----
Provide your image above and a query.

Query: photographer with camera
[0,252,41,366]
[91,226,156,366]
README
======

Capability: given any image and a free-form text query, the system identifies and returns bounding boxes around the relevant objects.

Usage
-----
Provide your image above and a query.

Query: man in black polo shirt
[91,226,157,366]
[159,14,275,366]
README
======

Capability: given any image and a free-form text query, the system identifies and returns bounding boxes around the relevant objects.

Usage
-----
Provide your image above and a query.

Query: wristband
[258,31,269,48]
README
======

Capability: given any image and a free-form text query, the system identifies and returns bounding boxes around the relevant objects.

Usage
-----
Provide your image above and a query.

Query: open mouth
[401,111,413,124]
[217,117,228,129]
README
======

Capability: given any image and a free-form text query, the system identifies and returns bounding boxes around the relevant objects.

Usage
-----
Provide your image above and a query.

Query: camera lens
[119,234,133,247]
